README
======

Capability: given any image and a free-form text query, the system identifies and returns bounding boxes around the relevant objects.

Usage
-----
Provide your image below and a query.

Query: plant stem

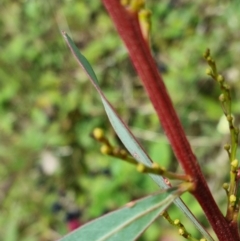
[102,1,239,240]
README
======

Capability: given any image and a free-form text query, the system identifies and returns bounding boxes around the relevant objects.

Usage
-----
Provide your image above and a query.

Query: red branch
[102,1,239,240]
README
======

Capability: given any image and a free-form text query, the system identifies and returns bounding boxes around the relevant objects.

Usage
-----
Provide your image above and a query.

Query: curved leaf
[60,187,182,241]
[62,32,214,241]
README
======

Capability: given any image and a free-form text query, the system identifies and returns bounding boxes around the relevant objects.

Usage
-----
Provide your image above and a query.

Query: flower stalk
[204,49,240,225]
[93,128,190,181]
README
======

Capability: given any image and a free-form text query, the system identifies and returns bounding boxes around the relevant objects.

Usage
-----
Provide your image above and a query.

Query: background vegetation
[0,0,239,240]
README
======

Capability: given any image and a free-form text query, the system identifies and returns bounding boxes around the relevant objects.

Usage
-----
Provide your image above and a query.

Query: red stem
[102,1,239,240]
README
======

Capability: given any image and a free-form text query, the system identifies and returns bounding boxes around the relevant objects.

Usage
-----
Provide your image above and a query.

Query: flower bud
[217,74,224,83]
[206,68,212,76]
[100,145,112,155]
[93,128,104,140]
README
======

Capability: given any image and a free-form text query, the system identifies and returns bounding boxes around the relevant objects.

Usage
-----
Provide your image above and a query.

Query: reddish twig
[101,1,239,240]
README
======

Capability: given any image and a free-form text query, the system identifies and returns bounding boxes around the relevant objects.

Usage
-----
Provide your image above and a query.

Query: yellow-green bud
[130,0,145,12]
[120,149,128,158]
[219,93,225,102]
[224,144,230,151]
[206,68,212,76]
[222,182,229,190]
[93,128,104,140]
[152,162,164,170]
[152,162,165,174]
[137,163,146,173]
[178,228,185,236]
[100,144,112,155]
[139,9,151,19]
[231,159,238,168]
[152,162,159,168]
[217,74,224,83]
[229,194,236,205]
[121,0,130,6]
[174,219,180,225]
[223,83,230,90]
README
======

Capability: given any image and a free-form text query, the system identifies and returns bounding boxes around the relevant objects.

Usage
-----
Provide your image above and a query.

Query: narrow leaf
[62,32,214,241]
[60,187,182,241]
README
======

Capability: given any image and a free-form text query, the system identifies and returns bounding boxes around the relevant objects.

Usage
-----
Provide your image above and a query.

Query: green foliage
[0,0,239,240]
[62,33,212,239]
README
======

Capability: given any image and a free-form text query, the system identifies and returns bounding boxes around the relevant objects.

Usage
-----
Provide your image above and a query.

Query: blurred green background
[0,0,239,240]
